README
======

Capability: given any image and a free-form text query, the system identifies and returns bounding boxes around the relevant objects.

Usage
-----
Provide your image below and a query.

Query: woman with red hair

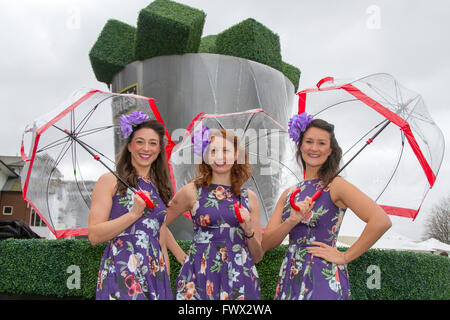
[165,128,264,300]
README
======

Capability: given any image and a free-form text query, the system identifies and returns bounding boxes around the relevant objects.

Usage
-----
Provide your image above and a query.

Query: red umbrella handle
[233,201,245,223]
[135,190,155,210]
[289,188,323,211]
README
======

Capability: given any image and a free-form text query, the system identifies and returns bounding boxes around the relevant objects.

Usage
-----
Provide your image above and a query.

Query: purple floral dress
[176,184,261,300]
[274,179,351,300]
[96,177,173,300]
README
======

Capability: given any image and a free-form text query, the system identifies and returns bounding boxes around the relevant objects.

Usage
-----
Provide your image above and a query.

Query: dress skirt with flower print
[274,179,352,300]
[96,177,173,300]
[176,184,261,300]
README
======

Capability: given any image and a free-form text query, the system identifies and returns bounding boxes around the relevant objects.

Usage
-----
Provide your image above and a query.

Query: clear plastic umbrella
[289,73,445,221]
[169,109,302,228]
[20,88,174,239]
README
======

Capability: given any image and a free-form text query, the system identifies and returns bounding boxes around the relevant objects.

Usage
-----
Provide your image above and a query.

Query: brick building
[0,156,54,238]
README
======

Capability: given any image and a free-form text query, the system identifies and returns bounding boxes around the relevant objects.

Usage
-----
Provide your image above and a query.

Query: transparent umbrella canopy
[20,88,173,239]
[292,73,445,220]
[169,109,302,228]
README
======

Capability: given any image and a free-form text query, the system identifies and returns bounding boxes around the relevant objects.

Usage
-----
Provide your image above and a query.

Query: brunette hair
[296,118,342,185]
[115,120,172,206]
[192,129,251,196]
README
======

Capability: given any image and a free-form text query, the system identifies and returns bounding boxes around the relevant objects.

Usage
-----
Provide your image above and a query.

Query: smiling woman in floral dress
[262,114,392,300]
[165,128,264,300]
[89,112,185,300]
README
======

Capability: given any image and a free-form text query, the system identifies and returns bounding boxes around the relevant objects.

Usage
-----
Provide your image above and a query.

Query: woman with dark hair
[89,112,185,300]
[262,114,392,300]
[165,128,264,300]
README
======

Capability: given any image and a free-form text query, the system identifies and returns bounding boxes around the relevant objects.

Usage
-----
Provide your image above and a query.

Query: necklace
[140,176,151,184]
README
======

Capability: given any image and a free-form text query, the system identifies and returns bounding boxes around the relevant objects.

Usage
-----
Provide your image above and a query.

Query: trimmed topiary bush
[134,0,206,61]
[1,238,448,300]
[215,18,283,72]
[89,19,137,84]
[88,1,301,91]
[282,61,301,92]
[198,35,217,53]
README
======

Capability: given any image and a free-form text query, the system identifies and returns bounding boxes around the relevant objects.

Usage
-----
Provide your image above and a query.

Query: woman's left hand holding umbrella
[88,173,150,246]
[234,190,264,264]
[235,205,252,235]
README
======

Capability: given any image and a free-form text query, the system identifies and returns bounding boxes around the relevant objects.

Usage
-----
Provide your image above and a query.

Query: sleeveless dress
[175,184,261,300]
[274,179,352,300]
[96,177,173,300]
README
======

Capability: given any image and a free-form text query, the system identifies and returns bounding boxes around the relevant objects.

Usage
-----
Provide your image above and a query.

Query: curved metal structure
[111,53,296,239]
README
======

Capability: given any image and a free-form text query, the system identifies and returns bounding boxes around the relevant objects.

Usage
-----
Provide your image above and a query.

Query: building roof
[0,156,23,176]
[0,156,23,192]
[418,238,450,253]
[2,178,22,192]
[0,159,19,178]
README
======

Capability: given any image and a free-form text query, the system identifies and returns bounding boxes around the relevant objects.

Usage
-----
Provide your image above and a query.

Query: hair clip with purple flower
[191,125,211,157]
[119,111,150,139]
[288,112,314,143]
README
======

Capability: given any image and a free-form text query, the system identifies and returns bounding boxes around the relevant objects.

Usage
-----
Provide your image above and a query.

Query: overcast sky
[1,0,449,241]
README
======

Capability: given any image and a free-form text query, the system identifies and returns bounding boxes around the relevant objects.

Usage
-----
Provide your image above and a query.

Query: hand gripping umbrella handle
[233,202,245,223]
[289,188,323,211]
[135,190,155,210]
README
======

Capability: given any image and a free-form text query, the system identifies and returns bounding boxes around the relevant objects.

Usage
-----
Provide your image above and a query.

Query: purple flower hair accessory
[192,125,211,157]
[288,112,313,143]
[119,111,149,139]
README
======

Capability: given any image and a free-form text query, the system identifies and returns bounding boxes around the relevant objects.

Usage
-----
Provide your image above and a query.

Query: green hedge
[346,248,449,299]
[0,239,103,299]
[1,238,448,300]
[282,61,301,92]
[134,0,206,61]
[215,18,282,73]
[198,35,217,53]
[88,19,137,84]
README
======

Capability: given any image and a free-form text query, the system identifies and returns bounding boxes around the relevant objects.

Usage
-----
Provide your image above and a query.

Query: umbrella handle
[135,190,155,210]
[233,202,245,223]
[290,188,323,211]
[316,77,334,89]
